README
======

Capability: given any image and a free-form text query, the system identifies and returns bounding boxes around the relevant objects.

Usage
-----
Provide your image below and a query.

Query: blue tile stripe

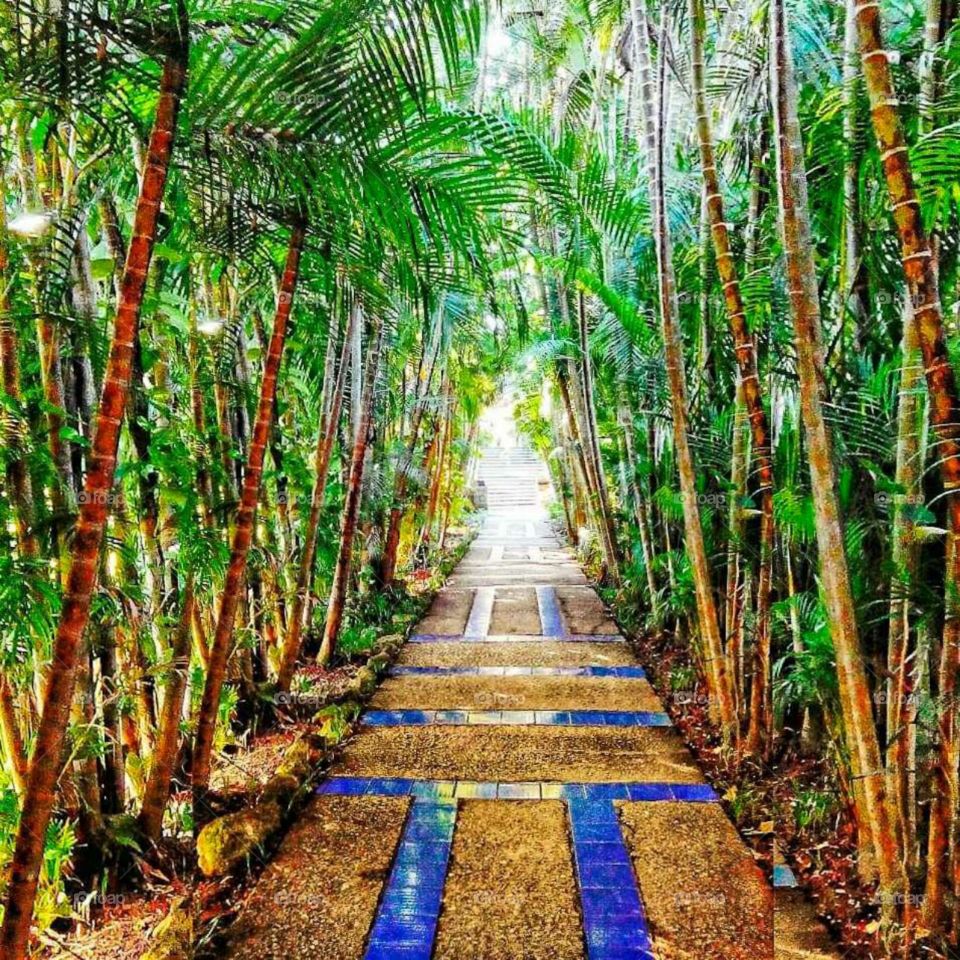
[362,798,457,960]
[773,863,799,888]
[536,585,568,637]
[389,665,647,678]
[316,777,720,803]
[361,709,671,728]
[408,633,625,643]
[568,800,655,960]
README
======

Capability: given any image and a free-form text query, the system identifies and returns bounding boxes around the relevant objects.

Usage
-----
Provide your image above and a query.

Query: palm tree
[138,578,195,842]
[276,306,355,690]
[317,313,385,664]
[854,0,960,927]
[5,0,960,954]
[649,8,737,740]
[688,0,774,754]
[192,222,306,809]
[769,0,905,908]
[0,18,188,957]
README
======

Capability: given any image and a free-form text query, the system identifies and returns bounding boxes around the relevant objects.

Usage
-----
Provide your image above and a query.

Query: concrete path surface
[223,447,814,960]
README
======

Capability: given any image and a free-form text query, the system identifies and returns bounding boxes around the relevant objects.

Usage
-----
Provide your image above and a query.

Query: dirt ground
[434,801,585,960]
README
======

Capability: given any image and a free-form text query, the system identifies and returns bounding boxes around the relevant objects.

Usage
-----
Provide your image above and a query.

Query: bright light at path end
[197,315,225,337]
[485,21,511,58]
[8,210,53,237]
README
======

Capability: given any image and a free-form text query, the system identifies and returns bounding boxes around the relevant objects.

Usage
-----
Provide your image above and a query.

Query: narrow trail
[224,446,831,960]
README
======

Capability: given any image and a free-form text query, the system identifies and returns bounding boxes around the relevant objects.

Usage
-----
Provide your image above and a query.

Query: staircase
[476,446,547,513]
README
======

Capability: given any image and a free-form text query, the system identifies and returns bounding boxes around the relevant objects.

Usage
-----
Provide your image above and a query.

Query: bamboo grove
[0,0,959,957]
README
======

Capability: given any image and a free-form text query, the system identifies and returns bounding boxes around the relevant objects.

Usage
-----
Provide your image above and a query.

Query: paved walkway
[224,448,831,960]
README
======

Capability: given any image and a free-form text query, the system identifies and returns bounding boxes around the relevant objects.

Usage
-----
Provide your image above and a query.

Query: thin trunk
[728,134,766,654]
[888,304,924,877]
[276,307,355,691]
[546,223,617,573]
[192,222,306,808]
[841,0,868,353]
[696,184,712,407]
[96,622,125,817]
[854,0,960,927]
[188,307,216,529]
[380,311,442,586]
[771,0,904,905]
[577,291,621,583]
[69,648,104,841]
[98,196,126,300]
[0,678,27,797]
[555,432,579,545]
[786,549,819,753]
[651,10,736,739]
[620,402,659,614]
[565,355,618,575]
[689,0,774,755]
[919,0,944,132]
[139,580,194,843]
[0,48,187,960]
[0,178,40,562]
[0,170,36,797]
[36,315,74,526]
[726,380,748,643]
[317,318,385,665]
[419,380,452,550]
[350,310,363,442]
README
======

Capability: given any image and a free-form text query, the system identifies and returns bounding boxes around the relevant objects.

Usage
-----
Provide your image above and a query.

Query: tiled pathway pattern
[225,447,833,960]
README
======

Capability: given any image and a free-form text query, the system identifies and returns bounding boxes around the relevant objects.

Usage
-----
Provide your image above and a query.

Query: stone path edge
[361,709,672,727]
[389,665,647,677]
[317,777,720,802]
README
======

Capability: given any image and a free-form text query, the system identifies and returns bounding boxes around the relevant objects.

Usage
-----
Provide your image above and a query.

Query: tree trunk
[619,402,659,614]
[192,224,305,809]
[0,168,35,798]
[577,291,621,583]
[771,0,905,906]
[888,304,924,878]
[564,355,619,576]
[96,620,126,816]
[689,0,774,755]
[726,379,749,711]
[380,310,442,586]
[854,0,960,927]
[650,9,737,739]
[0,179,40,563]
[841,0,868,353]
[725,379,748,646]
[317,318,385,665]
[545,223,618,576]
[350,308,363,442]
[276,306,355,691]
[0,47,187,960]
[139,579,194,843]
[0,679,28,797]
[419,378,453,551]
